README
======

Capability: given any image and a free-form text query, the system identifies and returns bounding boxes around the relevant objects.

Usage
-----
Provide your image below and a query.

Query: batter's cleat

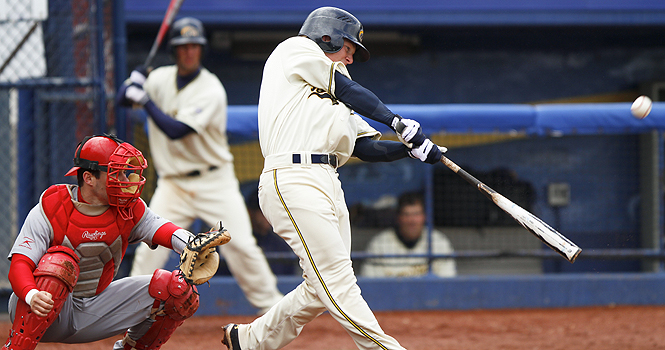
[222,323,241,350]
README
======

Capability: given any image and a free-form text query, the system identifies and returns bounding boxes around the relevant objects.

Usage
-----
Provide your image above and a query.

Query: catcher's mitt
[179,221,231,285]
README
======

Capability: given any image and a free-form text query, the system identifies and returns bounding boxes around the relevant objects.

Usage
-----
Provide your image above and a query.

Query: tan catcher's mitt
[179,221,231,285]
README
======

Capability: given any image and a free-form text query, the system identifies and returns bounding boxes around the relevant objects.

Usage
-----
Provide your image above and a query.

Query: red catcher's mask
[65,134,147,220]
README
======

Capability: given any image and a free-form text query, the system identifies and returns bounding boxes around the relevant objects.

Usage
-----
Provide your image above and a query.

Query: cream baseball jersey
[362,228,456,278]
[258,36,379,167]
[143,66,234,177]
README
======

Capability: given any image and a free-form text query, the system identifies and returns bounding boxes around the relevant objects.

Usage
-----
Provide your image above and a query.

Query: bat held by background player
[144,0,186,68]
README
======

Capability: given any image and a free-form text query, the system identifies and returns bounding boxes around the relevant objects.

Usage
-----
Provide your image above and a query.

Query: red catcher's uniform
[40,184,145,298]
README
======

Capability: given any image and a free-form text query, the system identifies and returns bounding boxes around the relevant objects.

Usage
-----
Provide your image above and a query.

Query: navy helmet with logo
[168,17,207,49]
[299,7,370,62]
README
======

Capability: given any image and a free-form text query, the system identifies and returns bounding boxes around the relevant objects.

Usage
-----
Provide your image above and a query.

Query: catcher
[3,134,230,350]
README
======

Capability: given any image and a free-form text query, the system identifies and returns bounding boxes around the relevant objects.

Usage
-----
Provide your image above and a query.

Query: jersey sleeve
[8,254,37,302]
[8,205,52,265]
[128,204,180,249]
[282,37,351,97]
[431,230,457,277]
[353,114,381,140]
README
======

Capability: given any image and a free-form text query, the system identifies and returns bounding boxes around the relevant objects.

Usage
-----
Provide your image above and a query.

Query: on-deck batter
[118,17,282,314]
[222,7,444,350]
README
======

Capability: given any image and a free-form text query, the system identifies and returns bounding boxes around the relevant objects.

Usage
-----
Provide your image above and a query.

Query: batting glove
[129,65,149,86]
[125,83,149,106]
[409,138,444,164]
[392,115,426,147]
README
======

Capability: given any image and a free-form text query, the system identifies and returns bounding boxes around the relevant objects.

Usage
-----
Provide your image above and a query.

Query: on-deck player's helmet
[299,7,370,62]
[168,17,207,49]
[65,134,147,220]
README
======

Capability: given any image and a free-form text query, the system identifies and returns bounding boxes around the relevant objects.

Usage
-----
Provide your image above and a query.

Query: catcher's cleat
[222,323,241,350]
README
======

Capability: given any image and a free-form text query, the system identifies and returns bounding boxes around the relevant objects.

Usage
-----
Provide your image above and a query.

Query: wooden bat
[394,121,581,262]
[440,154,582,263]
[144,0,185,67]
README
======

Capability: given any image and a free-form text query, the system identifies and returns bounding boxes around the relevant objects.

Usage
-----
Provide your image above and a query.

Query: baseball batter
[118,17,283,314]
[222,7,443,350]
[3,134,218,350]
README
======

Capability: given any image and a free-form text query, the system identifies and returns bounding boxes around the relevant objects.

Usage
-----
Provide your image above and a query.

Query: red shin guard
[4,246,80,350]
[122,269,199,350]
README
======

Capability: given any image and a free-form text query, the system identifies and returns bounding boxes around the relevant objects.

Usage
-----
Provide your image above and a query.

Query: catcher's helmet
[168,17,207,49]
[299,7,370,62]
[65,134,147,220]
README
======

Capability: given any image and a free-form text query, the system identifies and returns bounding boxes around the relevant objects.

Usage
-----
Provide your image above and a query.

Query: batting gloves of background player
[130,65,150,86]
[124,83,149,106]
[409,138,444,164]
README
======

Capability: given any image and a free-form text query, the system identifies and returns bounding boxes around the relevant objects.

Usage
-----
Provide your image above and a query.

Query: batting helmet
[168,17,207,49]
[65,134,147,220]
[299,7,370,62]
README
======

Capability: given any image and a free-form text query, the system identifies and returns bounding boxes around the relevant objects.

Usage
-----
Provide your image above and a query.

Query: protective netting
[0,0,115,287]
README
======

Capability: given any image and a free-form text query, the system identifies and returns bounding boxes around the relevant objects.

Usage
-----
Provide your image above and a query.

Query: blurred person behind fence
[362,191,456,277]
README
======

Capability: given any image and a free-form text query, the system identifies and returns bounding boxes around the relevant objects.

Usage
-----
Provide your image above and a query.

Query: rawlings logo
[82,230,107,240]
[19,237,34,249]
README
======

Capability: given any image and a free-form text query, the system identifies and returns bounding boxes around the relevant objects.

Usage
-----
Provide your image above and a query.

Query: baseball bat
[440,155,581,263]
[0,21,39,76]
[144,0,185,67]
[395,121,581,262]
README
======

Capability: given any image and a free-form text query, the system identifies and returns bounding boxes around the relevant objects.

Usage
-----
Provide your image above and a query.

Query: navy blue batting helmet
[299,7,370,62]
[168,17,207,49]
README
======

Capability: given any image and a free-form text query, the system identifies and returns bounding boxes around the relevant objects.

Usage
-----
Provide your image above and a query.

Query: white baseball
[631,95,652,119]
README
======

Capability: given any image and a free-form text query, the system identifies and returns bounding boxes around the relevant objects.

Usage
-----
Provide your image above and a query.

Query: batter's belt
[264,152,338,171]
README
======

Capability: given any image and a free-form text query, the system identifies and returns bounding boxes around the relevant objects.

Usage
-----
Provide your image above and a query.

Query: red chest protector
[40,184,145,297]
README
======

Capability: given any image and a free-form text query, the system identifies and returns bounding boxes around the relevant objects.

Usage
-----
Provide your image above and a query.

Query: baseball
[631,95,652,119]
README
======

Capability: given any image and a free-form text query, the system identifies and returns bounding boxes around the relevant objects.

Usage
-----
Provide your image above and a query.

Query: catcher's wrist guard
[179,221,231,285]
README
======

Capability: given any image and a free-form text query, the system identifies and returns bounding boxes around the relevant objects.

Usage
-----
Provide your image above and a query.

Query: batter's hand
[392,116,426,147]
[130,65,150,86]
[125,83,149,106]
[30,291,54,317]
[409,138,444,164]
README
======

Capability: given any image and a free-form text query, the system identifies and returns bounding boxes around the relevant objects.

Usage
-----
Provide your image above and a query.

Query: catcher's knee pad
[121,269,198,350]
[4,246,80,350]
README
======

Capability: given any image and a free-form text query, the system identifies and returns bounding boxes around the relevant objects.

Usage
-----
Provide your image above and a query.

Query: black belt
[185,165,218,177]
[292,154,338,168]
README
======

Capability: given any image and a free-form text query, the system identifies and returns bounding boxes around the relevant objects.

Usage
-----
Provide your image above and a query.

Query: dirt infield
[2,305,664,349]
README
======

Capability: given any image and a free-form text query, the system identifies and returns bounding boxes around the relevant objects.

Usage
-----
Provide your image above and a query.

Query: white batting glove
[125,84,149,105]
[409,138,444,164]
[129,65,149,86]
[130,70,147,86]
[392,117,419,141]
[392,115,426,147]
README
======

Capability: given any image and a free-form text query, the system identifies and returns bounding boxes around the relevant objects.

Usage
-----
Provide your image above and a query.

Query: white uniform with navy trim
[235,36,406,350]
[361,228,456,278]
[129,65,283,313]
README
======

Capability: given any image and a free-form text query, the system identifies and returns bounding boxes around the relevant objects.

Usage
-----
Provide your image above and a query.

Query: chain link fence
[0,0,117,288]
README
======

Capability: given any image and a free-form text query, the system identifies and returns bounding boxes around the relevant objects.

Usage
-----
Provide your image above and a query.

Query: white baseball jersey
[236,36,406,350]
[142,66,233,177]
[130,64,283,314]
[361,228,456,278]
[258,36,380,165]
